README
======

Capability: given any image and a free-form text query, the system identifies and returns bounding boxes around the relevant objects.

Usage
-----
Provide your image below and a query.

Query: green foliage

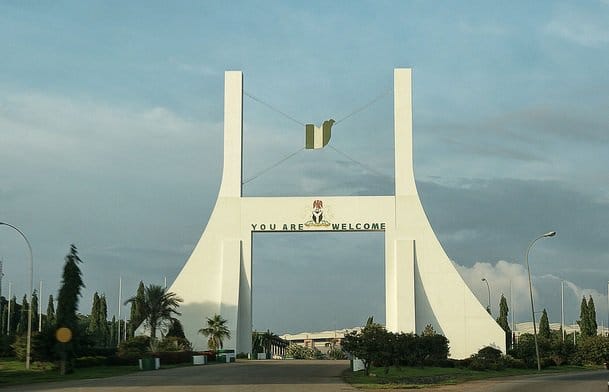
[539,309,551,340]
[286,344,317,359]
[31,290,39,331]
[117,335,151,358]
[157,336,192,352]
[587,296,597,334]
[509,333,537,368]
[577,296,598,338]
[467,346,505,370]
[166,318,186,339]
[198,314,231,351]
[422,324,436,337]
[128,281,146,337]
[17,294,29,335]
[572,335,609,365]
[343,321,451,375]
[46,294,56,327]
[342,322,394,375]
[56,244,85,330]
[496,294,512,349]
[327,346,347,360]
[125,284,182,340]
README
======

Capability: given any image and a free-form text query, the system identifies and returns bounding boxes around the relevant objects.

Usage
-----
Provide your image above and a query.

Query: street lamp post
[481,278,491,314]
[0,222,34,370]
[525,230,556,372]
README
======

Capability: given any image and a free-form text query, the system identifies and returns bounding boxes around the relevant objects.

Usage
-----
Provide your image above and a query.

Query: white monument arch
[169,69,505,358]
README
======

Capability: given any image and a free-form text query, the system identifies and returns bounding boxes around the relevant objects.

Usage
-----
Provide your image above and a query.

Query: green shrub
[117,336,151,358]
[157,336,192,352]
[327,346,347,360]
[467,346,506,370]
[286,344,316,359]
[572,336,609,365]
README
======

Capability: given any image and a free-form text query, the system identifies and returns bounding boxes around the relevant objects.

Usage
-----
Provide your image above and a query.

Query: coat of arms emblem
[305,199,330,227]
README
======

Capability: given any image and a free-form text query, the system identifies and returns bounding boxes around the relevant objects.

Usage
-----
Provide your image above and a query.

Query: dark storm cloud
[418,178,609,290]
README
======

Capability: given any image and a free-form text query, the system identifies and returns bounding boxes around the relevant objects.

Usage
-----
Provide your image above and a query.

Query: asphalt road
[417,369,609,392]
[7,361,609,392]
[6,360,356,392]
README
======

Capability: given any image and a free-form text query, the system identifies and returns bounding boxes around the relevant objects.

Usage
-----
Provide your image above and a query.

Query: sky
[1,1,608,335]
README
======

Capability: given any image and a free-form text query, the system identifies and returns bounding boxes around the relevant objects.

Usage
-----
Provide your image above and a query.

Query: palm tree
[125,284,182,341]
[198,314,231,351]
[260,330,277,354]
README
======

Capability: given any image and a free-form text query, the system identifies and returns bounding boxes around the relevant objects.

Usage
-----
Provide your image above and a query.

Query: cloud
[418,178,609,288]
[456,260,608,327]
[545,4,609,47]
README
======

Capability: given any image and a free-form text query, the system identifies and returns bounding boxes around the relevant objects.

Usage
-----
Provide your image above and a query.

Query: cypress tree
[587,296,597,336]
[129,281,146,337]
[110,315,116,347]
[539,309,551,340]
[56,244,85,330]
[8,295,18,335]
[495,294,512,348]
[98,295,109,346]
[31,290,39,331]
[577,296,591,337]
[46,294,56,327]
[88,292,101,344]
[0,296,6,335]
[56,244,85,373]
[17,294,29,335]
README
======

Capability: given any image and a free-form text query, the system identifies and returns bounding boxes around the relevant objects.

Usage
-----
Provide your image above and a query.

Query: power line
[242,147,305,185]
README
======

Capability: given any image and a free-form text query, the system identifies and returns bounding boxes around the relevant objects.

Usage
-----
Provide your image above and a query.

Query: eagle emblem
[305,200,330,227]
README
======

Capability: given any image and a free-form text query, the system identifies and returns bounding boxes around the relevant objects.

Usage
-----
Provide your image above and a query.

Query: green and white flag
[305,119,335,149]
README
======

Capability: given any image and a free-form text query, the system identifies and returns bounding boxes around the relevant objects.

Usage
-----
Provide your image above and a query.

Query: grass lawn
[0,357,138,387]
[343,364,600,389]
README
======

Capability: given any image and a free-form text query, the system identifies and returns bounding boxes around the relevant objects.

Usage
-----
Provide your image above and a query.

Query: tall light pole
[525,230,556,372]
[481,278,491,314]
[561,280,565,342]
[0,222,34,370]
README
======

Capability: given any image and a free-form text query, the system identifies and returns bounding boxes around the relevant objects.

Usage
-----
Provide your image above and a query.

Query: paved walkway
[9,360,356,392]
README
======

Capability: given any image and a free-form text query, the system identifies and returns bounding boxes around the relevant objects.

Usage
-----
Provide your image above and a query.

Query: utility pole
[39,280,43,332]
[117,276,122,346]
[0,259,3,298]
[561,280,565,342]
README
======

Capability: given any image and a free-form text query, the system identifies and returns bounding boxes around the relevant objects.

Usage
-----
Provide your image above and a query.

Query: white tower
[169,69,505,358]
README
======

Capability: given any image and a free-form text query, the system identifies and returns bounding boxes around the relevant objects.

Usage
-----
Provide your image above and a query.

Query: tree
[578,296,596,338]
[17,294,29,335]
[496,294,512,349]
[56,244,85,331]
[587,296,597,336]
[46,294,56,327]
[342,321,391,375]
[88,292,109,346]
[109,315,116,347]
[166,318,186,339]
[125,284,182,341]
[31,290,39,331]
[128,281,146,337]
[55,244,85,373]
[198,314,231,351]
[422,324,436,337]
[98,295,109,346]
[8,295,18,335]
[539,309,551,340]
[88,293,101,340]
